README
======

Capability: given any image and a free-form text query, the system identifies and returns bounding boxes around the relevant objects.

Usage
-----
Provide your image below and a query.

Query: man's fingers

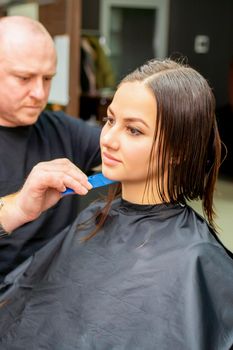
[28,159,92,195]
[61,175,90,195]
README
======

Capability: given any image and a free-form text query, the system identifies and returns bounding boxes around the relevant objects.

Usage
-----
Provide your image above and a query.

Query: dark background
[82,0,233,108]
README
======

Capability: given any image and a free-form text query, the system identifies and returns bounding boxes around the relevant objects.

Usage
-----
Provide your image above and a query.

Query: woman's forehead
[110,82,157,122]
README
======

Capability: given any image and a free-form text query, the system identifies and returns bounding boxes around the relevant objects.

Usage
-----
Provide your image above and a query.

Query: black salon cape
[0,199,233,350]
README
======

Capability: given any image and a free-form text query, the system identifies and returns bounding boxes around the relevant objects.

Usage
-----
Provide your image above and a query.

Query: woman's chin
[102,168,119,182]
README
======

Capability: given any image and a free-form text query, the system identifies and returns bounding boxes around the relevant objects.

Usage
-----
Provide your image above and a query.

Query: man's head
[0,16,57,127]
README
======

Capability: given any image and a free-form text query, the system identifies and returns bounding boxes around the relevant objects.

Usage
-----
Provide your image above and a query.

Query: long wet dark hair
[82,58,221,240]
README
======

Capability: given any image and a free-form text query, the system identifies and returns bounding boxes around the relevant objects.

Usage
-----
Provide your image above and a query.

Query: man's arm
[0,158,92,233]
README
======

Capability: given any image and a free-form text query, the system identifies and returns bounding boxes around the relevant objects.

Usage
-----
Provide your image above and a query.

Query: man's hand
[0,159,92,233]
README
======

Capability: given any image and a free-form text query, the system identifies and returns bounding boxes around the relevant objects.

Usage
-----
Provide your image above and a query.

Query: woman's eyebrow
[107,106,115,116]
[124,117,150,128]
[107,106,149,128]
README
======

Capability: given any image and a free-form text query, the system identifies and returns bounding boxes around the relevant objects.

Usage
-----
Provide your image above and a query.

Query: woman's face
[100,81,158,203]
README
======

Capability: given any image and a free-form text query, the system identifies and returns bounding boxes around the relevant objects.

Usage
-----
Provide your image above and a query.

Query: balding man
[0,16,101,279]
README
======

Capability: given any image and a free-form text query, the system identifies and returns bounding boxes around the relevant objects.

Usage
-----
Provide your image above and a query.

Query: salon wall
[168,0,232,108]
[82,0,233,108]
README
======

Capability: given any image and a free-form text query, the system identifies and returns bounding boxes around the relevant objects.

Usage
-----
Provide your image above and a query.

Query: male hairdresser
[0,16,101,279]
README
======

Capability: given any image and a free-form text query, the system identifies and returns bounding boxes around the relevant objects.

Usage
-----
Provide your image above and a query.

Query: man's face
[0,34,57,127]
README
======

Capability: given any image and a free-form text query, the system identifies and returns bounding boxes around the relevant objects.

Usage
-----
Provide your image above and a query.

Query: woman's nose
[101,126,119,149]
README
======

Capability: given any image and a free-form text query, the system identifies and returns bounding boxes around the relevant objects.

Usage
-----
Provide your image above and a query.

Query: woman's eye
[103,116,115,125]
[127,126,142,136]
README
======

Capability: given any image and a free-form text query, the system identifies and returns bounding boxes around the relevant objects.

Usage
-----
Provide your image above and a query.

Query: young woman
[1,59,233,350]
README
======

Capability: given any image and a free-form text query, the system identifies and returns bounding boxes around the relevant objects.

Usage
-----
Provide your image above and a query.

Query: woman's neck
[121,182,164,205]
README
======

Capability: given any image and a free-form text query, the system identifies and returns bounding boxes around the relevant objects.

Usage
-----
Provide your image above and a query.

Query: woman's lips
[102,152,121,166]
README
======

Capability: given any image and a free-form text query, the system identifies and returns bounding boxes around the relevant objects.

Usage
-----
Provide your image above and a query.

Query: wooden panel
[65,0,82,117]
[39,0,82,117]
[39,0,66,36]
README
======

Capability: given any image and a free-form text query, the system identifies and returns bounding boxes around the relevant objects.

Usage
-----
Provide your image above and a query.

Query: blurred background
[0,0,232,250]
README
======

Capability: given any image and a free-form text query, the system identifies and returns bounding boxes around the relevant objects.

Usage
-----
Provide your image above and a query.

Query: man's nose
[30,79,46,100]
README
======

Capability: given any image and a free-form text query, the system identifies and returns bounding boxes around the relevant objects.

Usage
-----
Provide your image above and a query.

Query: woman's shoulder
[184,205,232,255]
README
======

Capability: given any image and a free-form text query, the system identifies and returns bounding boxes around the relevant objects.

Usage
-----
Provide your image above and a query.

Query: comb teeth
[62,173,117,195]
[88,173,117,188]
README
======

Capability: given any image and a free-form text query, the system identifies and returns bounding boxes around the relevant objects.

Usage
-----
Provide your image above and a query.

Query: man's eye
[18,76,29,81]
[44,76,53,81]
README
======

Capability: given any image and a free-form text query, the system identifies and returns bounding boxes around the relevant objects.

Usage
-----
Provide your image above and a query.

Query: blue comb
[62,173,117,196]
